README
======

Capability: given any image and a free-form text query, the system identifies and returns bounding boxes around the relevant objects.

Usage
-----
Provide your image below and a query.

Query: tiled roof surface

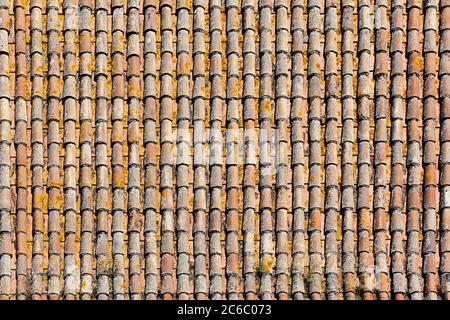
[0,0,449,300]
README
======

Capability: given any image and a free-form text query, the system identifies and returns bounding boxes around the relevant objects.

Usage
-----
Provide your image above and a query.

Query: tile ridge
[241,0,257,300]
[324,0,340,300]
[30,0,45,300]
[192,0,208,300]
[306,0,324,300]
[290,0,306,300]
[340,0,357,300]
[258,0,274,301]
[225,0,241,300]
[159,0,176,300]
[439,0,450,300]
[274,0,290,300]
[13,0,28,301]
[127,0,143,300]
[356,0,375,300]
[111,0,126,300]
[62,0,79,300]
[373,0,391,300]
[0,0,11,300]
[389,0,408,300]
[406,0,424,300]
[46,0,62,300]
[208,0,224,300]
[422,0,439,300]
[78,0,94,301]
[175,0,192,300]
[143,0,159,300]
[94,0,112,300]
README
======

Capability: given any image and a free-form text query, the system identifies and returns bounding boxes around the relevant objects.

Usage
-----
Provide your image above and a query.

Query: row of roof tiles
[0,0,448,300]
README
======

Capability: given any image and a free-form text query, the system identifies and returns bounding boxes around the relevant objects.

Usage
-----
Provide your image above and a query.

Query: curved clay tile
[143,0,159,300]
[258,0,274,300]
[340,0,357,300]
[208,0,224,300]
[373,0,391,300]
[79,0,95,301]
[30,0,45,300]
[94,0,112,300]
[324,0,340,300]
[127,0,143,300]
[111,0,126,299]
[192,0,208,300]
[0,0,11,300]
[241,0,257,300]
[405,0,424,300]
[307,0,324,300]
[13,0,28,300]
[290,0,306,300]
[225,0,241,300]
[440,0,450,301]
[62,0,79,300]
[356,0,375,300]
[46,0,62,300]
[274,0,290,300]
[389,0,408,300]
[422,0,439,300]
[175,0,192,300]
[3,0,450,301]
[159,0,176,300]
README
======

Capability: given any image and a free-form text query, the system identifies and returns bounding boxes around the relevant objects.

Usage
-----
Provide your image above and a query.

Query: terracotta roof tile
[242,0,257,300]
[30,0,45,300]
[290,0,306,301]
[356,0,375,300]
[373,0,390,300]
[340,0,357,300]
[258,0,275,301]
[390,0,408,300]
[192,0,208,300]
[207,0,224,301]
[324,0,339,300]
[62,0,78,300]
[110,0,127,300]
[405,0,424,300]
[175,0,192,300]
[440,0,450,300]
[422,0,439,300]
[274,0,290,300]
[1,0,450,300]
[159,0,176,300]
[307,0,324,300]
[127,0,142,300]
[225,0,241,300]
[143,0,158,300]
[13,0,28,300]
[0,0,10,301]
[46,0,62,300]
[94,0,111,300]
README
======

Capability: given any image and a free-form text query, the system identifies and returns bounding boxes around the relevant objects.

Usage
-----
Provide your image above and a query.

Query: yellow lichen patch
[309,215,320,229]
[128,83,140,97]
[80,278,88,290]
[178,58,191,75]
[112,172,125,189]
[259,255,275,273]
[261,99,271,115]
[410,54,424,71]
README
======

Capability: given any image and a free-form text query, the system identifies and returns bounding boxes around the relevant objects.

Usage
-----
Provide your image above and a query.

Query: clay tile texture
[0,0,449,300]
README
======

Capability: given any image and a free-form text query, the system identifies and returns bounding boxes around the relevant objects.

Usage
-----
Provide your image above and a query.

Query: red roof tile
[0,0,449,300]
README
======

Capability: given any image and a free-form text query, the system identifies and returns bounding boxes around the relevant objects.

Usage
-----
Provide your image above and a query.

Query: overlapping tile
[0,0,447,300]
